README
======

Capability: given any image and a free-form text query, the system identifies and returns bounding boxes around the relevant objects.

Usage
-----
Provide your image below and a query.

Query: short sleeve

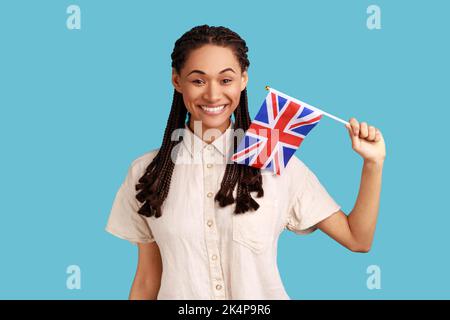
[105,159,155,245]
[286,162,341,235]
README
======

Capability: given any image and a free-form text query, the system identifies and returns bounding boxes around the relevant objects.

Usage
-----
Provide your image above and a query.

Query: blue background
[0,0,449,299]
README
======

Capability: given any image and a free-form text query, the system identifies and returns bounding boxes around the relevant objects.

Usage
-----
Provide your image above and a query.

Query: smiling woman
[105,24,386,301]
[172,45,248,134]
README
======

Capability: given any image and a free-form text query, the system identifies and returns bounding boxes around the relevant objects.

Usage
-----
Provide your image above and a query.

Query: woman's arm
[316,118,386,253]
[129,242,162,300]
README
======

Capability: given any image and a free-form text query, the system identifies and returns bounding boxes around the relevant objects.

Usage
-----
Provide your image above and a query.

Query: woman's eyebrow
[187,68,236,76]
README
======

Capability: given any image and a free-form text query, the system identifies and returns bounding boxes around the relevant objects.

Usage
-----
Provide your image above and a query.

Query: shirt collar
[182,120,234,158]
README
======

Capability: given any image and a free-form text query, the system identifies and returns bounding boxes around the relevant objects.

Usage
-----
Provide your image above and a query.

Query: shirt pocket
[232,203,277,254]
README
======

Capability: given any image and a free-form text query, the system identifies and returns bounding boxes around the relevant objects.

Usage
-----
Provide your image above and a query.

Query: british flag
[230,89,323,175]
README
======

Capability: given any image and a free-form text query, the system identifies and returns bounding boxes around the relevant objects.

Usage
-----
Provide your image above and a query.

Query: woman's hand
[345,117,386,164]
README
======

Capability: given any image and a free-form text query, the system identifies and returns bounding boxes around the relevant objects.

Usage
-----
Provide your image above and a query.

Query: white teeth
[200,105,226,113]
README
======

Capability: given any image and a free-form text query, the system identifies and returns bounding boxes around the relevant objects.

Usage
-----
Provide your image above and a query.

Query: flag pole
[265,86,349,125]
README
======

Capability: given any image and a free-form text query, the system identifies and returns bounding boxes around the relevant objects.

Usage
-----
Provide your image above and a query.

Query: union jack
[230,88,323,175]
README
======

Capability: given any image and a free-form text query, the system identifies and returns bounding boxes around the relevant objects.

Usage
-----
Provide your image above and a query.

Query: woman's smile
[197,104,229,115]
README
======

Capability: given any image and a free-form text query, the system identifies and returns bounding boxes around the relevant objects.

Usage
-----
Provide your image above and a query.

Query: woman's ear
[172,69,183,93]
[240,70,249,91]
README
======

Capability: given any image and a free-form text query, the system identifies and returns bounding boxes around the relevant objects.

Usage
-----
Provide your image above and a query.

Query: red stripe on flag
[274,150,280,175]
[271,92,278,119]
[289,114,323,130]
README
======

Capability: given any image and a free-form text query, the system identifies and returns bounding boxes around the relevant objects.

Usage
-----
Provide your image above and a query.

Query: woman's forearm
[348,159,384,250]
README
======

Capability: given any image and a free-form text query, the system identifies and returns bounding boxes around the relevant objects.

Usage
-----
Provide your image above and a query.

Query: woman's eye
[191,79,232,85]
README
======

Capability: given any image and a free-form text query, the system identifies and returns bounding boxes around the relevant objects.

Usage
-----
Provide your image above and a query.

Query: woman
[105,24,386,300]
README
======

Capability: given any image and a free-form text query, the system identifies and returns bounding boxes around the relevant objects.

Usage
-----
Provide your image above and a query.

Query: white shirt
[105,121,341,300]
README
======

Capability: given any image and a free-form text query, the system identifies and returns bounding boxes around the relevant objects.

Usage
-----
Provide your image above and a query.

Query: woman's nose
[203,82,222,102]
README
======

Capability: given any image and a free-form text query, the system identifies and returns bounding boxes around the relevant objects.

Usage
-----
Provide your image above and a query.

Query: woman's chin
[191,115,231,132]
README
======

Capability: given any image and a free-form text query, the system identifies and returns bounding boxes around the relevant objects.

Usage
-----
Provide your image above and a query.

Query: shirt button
[207,220,213,227]
[216,284,222,290]
[207,192,213,198]
[207,145,213,151]
[207,163,213,169]
[212,254,217,260]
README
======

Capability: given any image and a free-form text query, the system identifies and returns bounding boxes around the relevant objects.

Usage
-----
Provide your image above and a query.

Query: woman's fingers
[368,125,376,141]
[347,118,380,142]
[345,123,354,139]
[374,129,382,142]
[360,122,369,139]
[349,118,359,136]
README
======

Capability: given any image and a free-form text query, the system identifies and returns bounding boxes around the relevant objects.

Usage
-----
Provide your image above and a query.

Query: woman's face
[172,44,248,136]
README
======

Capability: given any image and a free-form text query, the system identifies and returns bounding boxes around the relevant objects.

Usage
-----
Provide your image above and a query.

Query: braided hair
[136,25,264,218]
